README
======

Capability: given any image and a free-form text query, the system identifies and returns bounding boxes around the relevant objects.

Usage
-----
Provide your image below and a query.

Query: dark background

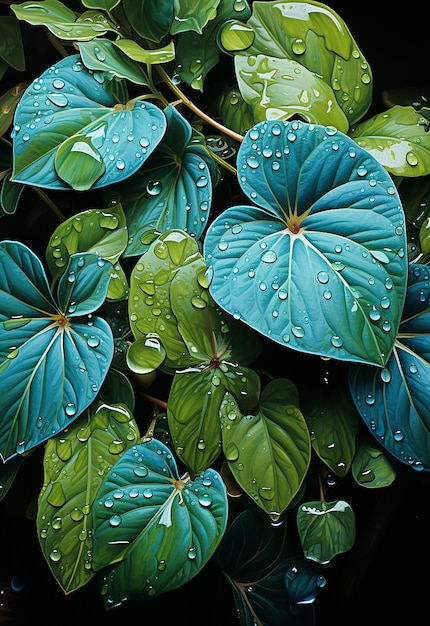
[1,1,429,625]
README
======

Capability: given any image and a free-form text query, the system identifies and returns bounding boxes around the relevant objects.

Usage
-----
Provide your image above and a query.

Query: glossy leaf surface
[120,105,215,257]
[0,241,113,461]
[296,499,356,565]
[349,262,430,471]
[204,120,408,366]
[11,54,166,190]
[92,438,228,606]
[350,105,430,177]
[37,401,139,593]
[351,440,396,488]
[220,379,311,520]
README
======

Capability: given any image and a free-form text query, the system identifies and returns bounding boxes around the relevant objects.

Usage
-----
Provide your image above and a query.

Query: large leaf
[204,120,408,366]
[37,401,139,594]
[122,0,174,43]
[92,438,228,607]
[349,262,430,472]
[350,105,430,178]
[11,54,166,190]
[0,241,113,461]
[119,105,215,257]
[220,379,311,521]
[219,0,372,127]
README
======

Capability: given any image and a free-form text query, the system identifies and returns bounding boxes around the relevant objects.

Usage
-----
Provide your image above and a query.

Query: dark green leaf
[92,438,228,607]
[0,17,25,71]
[351,439,396,488]
[122,0,174,43]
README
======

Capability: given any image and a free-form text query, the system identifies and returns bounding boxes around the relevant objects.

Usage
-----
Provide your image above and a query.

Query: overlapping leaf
[0,241,113,461]
[37,401,139,594]
[204,119,408,366]
[11,54,166,190]
[220,379,311,520]
[349,262,430,471]
[119,105,216,257]
[92,438,228,607]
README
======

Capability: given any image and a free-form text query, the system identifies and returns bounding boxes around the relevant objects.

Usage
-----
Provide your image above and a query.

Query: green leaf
[11,1,119,41]
[351,440,396,488]
[119,105,215,257]
[37,401,139,593]
[170,0,221,35]
[349,262,430,472]
[45,201,128,284]
[112,39,175,65]
[122,0,174,43]
[217,85,254,135]
[296,499,356,565]
[175,0,251,91]
[220,0,372,127]
[0,241,113,461]
[92,438,228,607]
[235,53,348,132]
[300,383,360,478]
[1,170,24,216]
[0,17,25,71]
[81,0,121,10]
[12,54,166,190]
[126,335,166,374]
[350,105,430,177]
[0,84,26,138]
[77,38,150,85]
[204,120,408,367]
[220,379,311,521]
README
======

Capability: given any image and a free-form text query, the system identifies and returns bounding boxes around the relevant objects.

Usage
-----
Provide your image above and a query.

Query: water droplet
[49,549,62,562]
[109,515,122,527]
[143,488,153,498]
[187,546,197,560]
[261,250,277,263]
[393,430,404,442]
[65,402,77,417]
[87,336,100,348]
[48,93,69,107]
[146,180,162,195]
[331,335,343,348]
[365,394,375,405]
[225,443,239,461]
[198,493,212,507]
[291,325,305,338]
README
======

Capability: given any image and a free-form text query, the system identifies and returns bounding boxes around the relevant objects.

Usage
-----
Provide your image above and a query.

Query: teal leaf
[349,262,430,472]
[11,54,166,190]
[37,401,139,593]
[119,105,215,257]
[204,120,408,367]
[92,438,228,607]
[0,241,114,461]
[296,499,356,565]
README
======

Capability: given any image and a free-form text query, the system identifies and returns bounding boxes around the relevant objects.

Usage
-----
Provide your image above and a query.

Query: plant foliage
[0,0,429,624]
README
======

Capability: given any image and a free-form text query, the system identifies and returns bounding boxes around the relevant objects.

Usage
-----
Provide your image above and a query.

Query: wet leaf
[11,54,166,190]
[220,379,311,520]
[204,120,408,367]
[296,499,356,565]
[77,38,150,85]
[37,401,139,593]
[92,438,228,607]
[170,0,221,36]
[350,105,430,177]
[122,0,174,43]
[351,440,396,488]
[0,241,113,461]
[349,262,430,472]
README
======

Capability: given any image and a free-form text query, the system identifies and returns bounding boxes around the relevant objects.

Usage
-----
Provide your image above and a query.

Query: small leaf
[112,39,175,65]
[0,83,26,137]
[170,0,221,35]
[0,17,25,71]
[296,500,356,565]
[351,440,396,488]
[77,38,150,85]
[55,134,106,190]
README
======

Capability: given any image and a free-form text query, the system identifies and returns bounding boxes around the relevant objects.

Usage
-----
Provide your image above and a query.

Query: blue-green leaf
[11,55,166,190]
[0,241,114,461]
[349,262,430,472]
[92,438,228,607]
[204,120,408,366]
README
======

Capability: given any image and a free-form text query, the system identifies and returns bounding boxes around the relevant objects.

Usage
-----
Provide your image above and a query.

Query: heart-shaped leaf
[220,379,311,521]
[296,499,356,565]
[11,54,166,190]
[119,105,215,257]
[92,438,228,608]
[204,120,408,367]
[0,241,113,461]
[351,440,396,488]
[349,262,430,472]
[37,401,139,593]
